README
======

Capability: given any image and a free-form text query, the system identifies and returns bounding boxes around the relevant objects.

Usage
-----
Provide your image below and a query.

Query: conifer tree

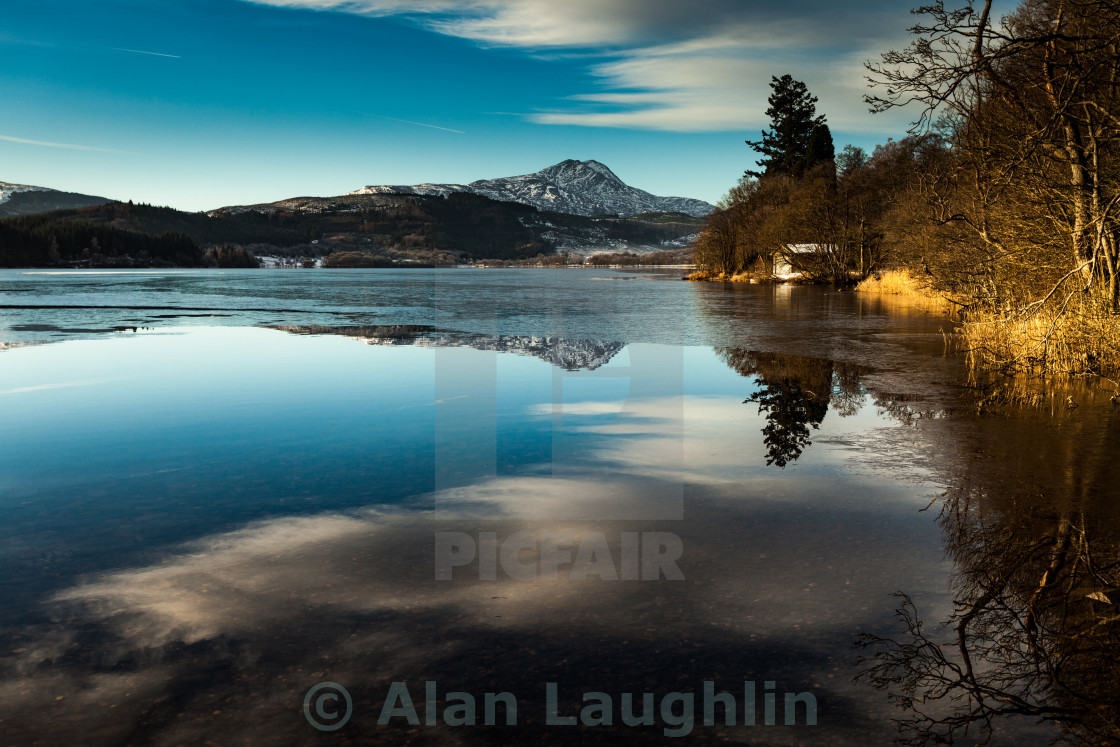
[804,124,835,171]
[745,75,828,177]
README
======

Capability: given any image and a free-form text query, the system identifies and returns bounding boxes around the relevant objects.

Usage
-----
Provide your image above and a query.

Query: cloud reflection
[0,394,949,744]
[0,334,971,744]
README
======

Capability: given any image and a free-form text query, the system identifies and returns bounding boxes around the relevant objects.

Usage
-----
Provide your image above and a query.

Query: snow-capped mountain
[346,159,714,218]
[0,180,110,217]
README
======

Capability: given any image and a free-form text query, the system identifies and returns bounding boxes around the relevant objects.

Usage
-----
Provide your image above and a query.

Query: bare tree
[867,0,1120,371]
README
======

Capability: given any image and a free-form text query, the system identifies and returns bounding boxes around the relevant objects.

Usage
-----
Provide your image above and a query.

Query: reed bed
[855,269,953,312]
[960,298,1120,377]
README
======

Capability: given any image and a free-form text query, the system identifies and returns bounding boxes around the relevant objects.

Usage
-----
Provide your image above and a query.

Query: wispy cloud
[366,113,465,134]
[246,0,914,133]
[0,133,122,152]
[0,378,126,396]
[111,47,182,59]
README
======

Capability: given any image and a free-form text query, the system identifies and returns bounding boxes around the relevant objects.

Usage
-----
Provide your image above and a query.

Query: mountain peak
[346,160,713,218]
[539,159,624,188]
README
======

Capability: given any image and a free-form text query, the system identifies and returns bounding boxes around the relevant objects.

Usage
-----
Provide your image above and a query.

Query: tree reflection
[858,405,1120,747]
[716,348,866,466]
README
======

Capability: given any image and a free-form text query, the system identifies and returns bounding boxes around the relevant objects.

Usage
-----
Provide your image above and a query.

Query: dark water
[0,269,1116,745]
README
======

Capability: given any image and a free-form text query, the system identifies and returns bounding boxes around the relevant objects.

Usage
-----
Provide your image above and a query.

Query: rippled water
[1,269,1116,745]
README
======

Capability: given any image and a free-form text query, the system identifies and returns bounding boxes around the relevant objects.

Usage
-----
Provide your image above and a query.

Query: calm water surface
[1,269,1116,745]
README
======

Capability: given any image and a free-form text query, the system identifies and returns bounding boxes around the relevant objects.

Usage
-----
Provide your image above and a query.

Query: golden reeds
[855,269,955,313]
[959,297,1120,376]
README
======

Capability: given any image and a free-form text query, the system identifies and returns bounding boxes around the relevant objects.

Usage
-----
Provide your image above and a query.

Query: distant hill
[0,208,204,268]
[345,159,715,218]
[0,202,291,268]
[211,191,702,259]
[1,188,702,267]
[34,201,316,246]
[0,181,111,218]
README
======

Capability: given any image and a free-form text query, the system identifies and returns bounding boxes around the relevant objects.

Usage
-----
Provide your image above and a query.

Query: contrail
[367,114,465,134]
[112,47,181,59]
[0,134,122,152]
[0,378,128,396]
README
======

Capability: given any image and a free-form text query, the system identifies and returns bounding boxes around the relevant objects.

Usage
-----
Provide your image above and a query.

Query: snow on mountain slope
[347,159,714,218]
[0,181,48,206]
[275,325,626,370]
[0,180,111,216]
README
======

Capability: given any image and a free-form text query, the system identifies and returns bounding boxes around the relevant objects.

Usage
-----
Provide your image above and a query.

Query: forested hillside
[0,193,698,267]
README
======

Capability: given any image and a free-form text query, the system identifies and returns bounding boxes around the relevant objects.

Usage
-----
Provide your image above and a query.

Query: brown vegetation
[697,0,1120,377]
[863,0,1120,376]
[691,137,929,285]
[854,269,953,313]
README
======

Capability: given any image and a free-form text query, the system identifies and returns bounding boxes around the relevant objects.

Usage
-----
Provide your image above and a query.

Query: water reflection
[860,506,1120,745]
[274,324,627,371]
[6,271,1113,745]
[0,493,946,745]
[717,349,866,467]
[857,378,1120,745]
[0,325,955,745]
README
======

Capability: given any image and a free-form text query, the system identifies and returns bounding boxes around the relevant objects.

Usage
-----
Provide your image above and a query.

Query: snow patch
[343,160,714,218]
[0,181,48,206]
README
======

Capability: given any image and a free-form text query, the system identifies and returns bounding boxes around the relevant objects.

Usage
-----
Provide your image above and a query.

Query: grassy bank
[961,299,1120,377]
[854,269,954,313]
[685,270,754,282]
[857,269,1120,377]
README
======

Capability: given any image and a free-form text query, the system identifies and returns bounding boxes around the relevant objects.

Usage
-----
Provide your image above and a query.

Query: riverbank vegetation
[694,0,1120,377]
[853,270,953,313]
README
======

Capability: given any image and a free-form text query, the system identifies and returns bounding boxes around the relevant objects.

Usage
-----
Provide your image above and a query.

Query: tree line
[695,0,1120,376]
[693,73,910,284]
[0,213,205,267]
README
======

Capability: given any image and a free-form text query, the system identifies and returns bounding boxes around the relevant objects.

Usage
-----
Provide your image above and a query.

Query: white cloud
[534,49,909,133]
[244,0,923,133]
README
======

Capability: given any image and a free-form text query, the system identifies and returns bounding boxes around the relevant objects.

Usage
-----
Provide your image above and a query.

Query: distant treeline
[321,251,434,268]
[0,196,553,266]
[0,213,204,267]
[585,249,691,266]
[8,201,317,248]
[0,210,269,268]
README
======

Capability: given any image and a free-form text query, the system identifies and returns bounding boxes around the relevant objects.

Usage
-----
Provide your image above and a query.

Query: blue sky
[1,0,930,211]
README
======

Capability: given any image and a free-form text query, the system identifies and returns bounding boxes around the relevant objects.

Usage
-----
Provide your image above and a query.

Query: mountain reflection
[274,324,626,371]
[275,329,871,467]
[716,348,866,467]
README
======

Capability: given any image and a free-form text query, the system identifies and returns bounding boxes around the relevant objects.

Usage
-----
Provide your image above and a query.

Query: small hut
[771,244,830,278]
